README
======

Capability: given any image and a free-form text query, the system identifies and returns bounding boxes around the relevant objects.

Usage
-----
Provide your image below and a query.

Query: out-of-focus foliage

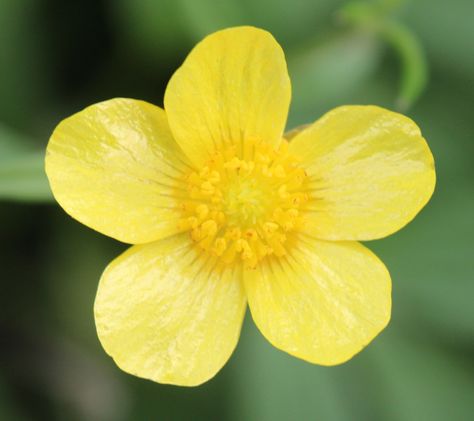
[0,125,51,201]
[0,0,473,420]
[338,0,428,110]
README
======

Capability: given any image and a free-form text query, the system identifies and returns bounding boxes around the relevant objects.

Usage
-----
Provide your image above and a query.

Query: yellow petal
[94,234,246,386]
[164,26,291,167]
[244,236,391,365]
[289,105,436,240]
[46,98,192,244]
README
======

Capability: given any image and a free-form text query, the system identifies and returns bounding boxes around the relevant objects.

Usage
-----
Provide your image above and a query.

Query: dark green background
[1,0,473,420]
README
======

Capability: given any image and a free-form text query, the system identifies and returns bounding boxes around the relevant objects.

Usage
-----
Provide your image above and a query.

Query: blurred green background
[1,0,473,420]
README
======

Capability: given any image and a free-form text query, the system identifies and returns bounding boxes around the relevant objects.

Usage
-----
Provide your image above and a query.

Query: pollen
[177,140,309,268]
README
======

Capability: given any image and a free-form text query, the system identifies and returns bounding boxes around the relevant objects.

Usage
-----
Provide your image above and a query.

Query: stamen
[177,139,309,268]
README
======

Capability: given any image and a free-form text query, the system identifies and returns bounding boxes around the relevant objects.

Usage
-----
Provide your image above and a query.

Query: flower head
[45,26,435,386]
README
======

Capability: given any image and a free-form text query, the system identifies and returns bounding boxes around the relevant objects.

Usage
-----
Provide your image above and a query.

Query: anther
[179,138,309,267]
[200,181,215,195]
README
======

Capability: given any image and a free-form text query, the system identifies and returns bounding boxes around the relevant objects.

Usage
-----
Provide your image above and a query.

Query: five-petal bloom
[45,26,435,386]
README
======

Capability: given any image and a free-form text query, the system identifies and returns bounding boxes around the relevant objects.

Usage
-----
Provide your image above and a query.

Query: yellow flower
[45,26,435,386]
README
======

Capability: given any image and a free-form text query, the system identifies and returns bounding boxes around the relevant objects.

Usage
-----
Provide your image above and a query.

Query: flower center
[224,173,269,225]
[177,140,308,268]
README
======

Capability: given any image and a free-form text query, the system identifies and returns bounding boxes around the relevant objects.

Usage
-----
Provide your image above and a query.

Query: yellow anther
[255,240,270,259]
[188,172,201,185]
[223,147,236,161]
[241,243,253,260]
[278,140,289,154]
[285,168,307,189]
[263,222,279,234]
[235,239,244,253]
[272,208,286,227]
[199,235,214,251]
[221,242,238,264]
[199,166,210,177]
[177,216,198,231]
[287,208,299,218]
[200,181,215,195]
[255,152,270,164]
[189,217,199,229]
[273,165,286,178]
[261,164,271,177]
[278,184,289,199]
[180,202,194,212]
[278,209,299,231]
[190,186,201,198]
[226,227,241,240]
[176,218,189,230]
[281,221,294,231]
[212,237,227,256]
[208,170,220,184]
[290,194,302,206]
[269,235,286,257]
[179,137,309,268]
[243,161,255,174]
[216,212,226,224]
[196,204,209,219]
[244,254,259,269]
[244,229,258,241]
[224,157,242,170]
[201,220,218,237]
[191,227,202,241]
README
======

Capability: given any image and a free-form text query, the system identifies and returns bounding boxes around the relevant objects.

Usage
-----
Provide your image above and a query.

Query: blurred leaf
[1,327,130,421]
[44,218,120,344]
[231,317,474,421]
[371,180,474,341]
[179,0,341,46]
[112,0,342,65]
[380,21,428,110]
[0,125,52,202]
[229,317,355,421]
[178,0,246,37]
[0,0,50,129]
[368,75,474,341]
[370,331,474,421]
[403,0,474,83]
[111,0,191,63]
[0,379,28,421]
[239,0,342,47]
[287,31,382,127]
[338,0,428,110]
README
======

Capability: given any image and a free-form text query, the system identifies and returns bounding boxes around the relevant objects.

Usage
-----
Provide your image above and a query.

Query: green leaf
[111,0,341,64]
[0,0,50,129]
[0,379,28,421]
[229,317,354,421]
[230,317,474,421]
[179,0,339,46]
[0,124,52,202]
[338,0,428,110]
[379,20,428,111]
[403,0,474,82]
[287,31,382,127]
[368,77,474,340]
[369,331,474,421]
[111,0,191,62]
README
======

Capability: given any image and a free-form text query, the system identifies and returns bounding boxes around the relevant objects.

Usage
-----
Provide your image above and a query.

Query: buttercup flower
[45,26,435,386]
